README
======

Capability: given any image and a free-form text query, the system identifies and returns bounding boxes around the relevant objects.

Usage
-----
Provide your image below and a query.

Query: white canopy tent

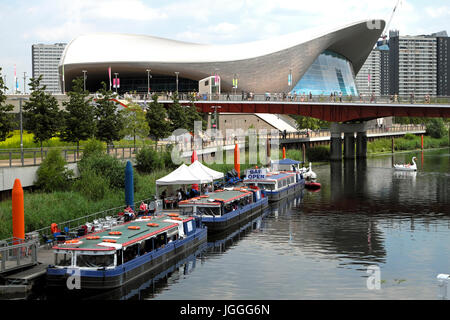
[155,163,213,198]
[156,163,212,185]
[189,160,224,181]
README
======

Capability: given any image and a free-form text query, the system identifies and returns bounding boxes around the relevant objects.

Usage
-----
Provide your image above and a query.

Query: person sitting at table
[124,206,135,222]
[139,201,148,215]
[161,190,167,209]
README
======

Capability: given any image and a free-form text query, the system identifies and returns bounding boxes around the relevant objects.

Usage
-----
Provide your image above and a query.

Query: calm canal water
[45,148,450,300]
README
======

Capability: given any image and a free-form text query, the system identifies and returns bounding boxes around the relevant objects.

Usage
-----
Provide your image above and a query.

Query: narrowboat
[243,166,305,202]
[177,187,268,233]
[46,212,207,290]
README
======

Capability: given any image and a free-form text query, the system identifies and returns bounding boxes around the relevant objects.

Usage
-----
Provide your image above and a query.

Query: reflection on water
[39,149,450,300]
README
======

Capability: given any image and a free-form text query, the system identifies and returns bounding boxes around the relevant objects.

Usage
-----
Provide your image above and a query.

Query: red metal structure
[178,101,450,122]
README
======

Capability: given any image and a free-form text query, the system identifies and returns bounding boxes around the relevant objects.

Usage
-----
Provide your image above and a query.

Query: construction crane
[379,0,402,45]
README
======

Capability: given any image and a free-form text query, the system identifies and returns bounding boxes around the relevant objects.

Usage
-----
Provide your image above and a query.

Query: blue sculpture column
[125,161,134,210]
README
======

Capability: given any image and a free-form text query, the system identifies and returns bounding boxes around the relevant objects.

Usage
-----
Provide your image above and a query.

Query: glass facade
[291,50,358,96]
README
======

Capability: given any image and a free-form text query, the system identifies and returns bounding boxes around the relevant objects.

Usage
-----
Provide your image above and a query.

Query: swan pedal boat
[393,157,417,171]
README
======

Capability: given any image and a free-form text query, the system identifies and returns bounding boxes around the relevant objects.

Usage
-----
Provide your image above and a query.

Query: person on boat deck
[124,206,135,222]
[139,201,148,214]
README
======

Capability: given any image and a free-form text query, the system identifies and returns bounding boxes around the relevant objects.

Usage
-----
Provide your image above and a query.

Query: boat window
[76,254,114,268]
[198,206,220,216]
[181,207,193,215]
[154,233,167,250]
[55,252,72,267]
[116,249,123,266]
[260,183,275,191]
[123,244,139,263]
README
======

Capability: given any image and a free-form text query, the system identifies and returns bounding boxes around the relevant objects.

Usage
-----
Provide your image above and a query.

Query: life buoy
[215,189,223,192]
[103,239,117,243]
[109,231,122,236]
[64,239,80,244]
[172,217,183,221]
[214,198,225,202]
[86,236,100,240]
[128,226,140,230]
[147,223,159,227]
[168,213,179,217]
[200,195,209,198]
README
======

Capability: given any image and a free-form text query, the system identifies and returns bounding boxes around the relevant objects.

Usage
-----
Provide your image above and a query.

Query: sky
[1,0,450,93]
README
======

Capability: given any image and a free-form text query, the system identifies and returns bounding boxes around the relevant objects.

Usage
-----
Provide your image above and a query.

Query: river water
[43,148,450,300]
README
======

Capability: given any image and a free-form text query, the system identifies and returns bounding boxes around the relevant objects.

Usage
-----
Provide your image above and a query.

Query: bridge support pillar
[356,131,368,159]
[330,122,369,161]
[330,133,342,161]
[343,133,355,160]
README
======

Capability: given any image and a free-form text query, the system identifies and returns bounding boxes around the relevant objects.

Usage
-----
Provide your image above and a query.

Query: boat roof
[271,158,302,165]
[53,213,193,252]
[244,171,296,183]
[178,189,253,206]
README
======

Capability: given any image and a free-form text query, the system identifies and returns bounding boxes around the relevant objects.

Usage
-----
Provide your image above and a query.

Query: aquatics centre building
[58,19,385,95]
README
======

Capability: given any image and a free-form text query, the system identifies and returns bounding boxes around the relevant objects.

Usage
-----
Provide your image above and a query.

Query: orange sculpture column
[234,144,240,179]
[12,179,25,243]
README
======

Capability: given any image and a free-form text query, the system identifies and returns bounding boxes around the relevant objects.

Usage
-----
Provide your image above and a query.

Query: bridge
[167,97,450,160]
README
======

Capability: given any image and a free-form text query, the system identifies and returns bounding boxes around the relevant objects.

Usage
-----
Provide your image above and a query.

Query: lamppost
[23,72,26,95]
[10,97,28,166]
[114,73,119,94]
[82,70,87,92]
[146,69,152,96]
[174,71,179,93]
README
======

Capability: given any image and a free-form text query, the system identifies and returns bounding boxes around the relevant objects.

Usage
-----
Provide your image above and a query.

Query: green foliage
[73,168,110,201]
[35,149,74,192]
[0,68,16,142]
[167,92,188,132]
[146,94,171,141]
[426,118,447,139]
[81,138,105,159]
[185,95,207,132]
[135,147,164,173]
[119,102,150,146]
[23,75,63,148]
[291,115,329,130]
[60,77,95,148]
[403,133,416,140]
[78,152,127,190]
[94,82,125,145]
[305,146,330,162]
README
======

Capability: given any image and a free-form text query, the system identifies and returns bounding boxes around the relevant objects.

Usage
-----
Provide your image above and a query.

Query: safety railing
[0,237,39,274]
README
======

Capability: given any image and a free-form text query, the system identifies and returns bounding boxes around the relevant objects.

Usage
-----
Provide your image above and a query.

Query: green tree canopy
[167,92,188,132]
[60,77,95,152]
[146,93,171,141]
[93,82,125,146]
[291,115,329,131]
[119,102,150,148]
[23,75,63,154]
[0,68,16,141]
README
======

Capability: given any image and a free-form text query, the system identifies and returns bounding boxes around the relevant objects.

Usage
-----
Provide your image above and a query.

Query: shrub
[73,169,110,201]
[35,149,74,192]
[306,146,330,162]
[136,147,164,173]
[82,138,105,159]
[403,133,416,140]
[426,118,447,139]
[78,153,126,189]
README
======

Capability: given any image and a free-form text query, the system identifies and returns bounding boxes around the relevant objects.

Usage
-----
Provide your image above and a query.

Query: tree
[60,77,95,157]
[35,149,74,192]
[119,102,150,149]
[185,94,207,132]
[146,93,171,142]
[93,82,125,148]
[0,68,16,141]
[23,75,63,157]
[167,91,188,132]
[426,118,447,139]
[291,115,329,131]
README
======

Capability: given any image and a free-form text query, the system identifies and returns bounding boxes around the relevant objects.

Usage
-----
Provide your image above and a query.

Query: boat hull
[197,197,269,233]
[265,180,305,202]
[46,227,207,290]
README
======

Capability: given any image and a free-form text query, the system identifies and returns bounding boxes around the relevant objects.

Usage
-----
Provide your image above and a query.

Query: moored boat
[178,187,268,233]
[46,212,207,290]
[242,160,305,202]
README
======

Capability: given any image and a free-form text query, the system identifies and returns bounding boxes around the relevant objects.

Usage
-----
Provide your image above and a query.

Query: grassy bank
[0,169,171,240]
[368,134,449,154]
